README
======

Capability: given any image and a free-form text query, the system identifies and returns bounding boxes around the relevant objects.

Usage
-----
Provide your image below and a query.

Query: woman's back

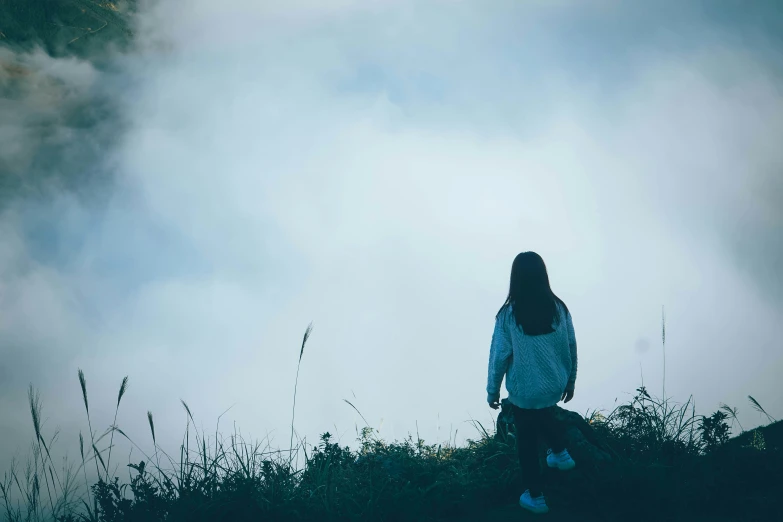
[489,301,577,409]
[485,251,578,410]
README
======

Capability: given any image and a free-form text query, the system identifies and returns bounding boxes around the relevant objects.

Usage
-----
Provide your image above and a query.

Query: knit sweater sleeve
[565,310,578,391]
[486,309,513,404]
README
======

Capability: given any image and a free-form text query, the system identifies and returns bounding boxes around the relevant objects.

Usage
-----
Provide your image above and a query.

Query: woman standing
[486,251,578,514]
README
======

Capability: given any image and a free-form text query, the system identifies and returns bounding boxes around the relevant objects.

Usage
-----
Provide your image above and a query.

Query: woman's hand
[489,401,501,410]
[561,389,574,403]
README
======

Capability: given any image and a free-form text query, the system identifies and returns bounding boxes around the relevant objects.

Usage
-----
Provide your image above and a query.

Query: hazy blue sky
[1,0,782,475]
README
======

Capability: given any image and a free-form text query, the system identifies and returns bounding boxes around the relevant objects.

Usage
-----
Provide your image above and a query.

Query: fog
[1,0,782,475]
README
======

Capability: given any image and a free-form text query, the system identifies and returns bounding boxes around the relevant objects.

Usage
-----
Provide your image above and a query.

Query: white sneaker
[519,489,549,514]
[546,448,576,471]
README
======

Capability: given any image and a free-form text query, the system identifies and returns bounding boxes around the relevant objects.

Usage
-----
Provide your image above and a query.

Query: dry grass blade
[343,399,371,428]
[748,395,777,423]
[661,305,666,405]
[28,385,42,443]
[27,385,62,496]
[78,369,101,478]
[300,322,313,362]
[719,403,744,432]
[290,322,314,464]
[465,415,492,443]
[92,445,106,475]
[80,499,95,522]
[107,376,130,480]
[181,400,194,425]
[111,428,158,471]
[78,369,89,414]
[78,431,93,509]
[116,376,129,408]
[94,427,114,446]
[148,411,163,472]
[148,411,156,445]
[661,305,666,346]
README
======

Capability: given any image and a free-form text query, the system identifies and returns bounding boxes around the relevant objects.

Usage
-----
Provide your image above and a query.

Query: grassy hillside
[0,0,136,60]
[0,374,780,522]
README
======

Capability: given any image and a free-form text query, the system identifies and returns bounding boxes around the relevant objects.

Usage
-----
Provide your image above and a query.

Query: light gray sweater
[486,302,577,409]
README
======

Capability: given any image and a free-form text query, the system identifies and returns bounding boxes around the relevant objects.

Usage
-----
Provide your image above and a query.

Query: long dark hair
[496,251,568,335]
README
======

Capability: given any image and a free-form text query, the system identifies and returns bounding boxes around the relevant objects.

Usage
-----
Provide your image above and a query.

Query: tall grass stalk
[661,305,666,408]
[148,411,162,471]
[289,322,313,465]
[343,399,371,429]
[27,385,63,516]
[19,386,88,521]
[749,395,777,424]
[105,376,129,481]
[28,386,53,515]
[78,369,101,479]
[78,431,93,511]
[719,403,744,434]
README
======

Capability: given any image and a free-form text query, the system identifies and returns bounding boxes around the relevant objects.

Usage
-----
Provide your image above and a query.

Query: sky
[1,0,782,477]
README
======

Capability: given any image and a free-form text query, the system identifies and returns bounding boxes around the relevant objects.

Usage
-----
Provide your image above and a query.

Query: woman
[486,251,578,515]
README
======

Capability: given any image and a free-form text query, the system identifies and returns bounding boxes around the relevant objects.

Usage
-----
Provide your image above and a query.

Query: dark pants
[513,405,567,498]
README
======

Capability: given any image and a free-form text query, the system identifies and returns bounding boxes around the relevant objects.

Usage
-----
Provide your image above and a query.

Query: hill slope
[0,0,136,60]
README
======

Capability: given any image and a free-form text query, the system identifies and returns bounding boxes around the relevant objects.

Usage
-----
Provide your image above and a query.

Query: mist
[1,0,782,475]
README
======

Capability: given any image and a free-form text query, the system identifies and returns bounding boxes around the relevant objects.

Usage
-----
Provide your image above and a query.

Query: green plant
[697,411,731,453]
[589,386,701,464]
